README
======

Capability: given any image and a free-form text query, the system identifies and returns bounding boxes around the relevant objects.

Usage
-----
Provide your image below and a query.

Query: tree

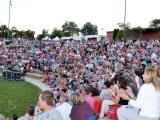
[37,29,49,40]
[81,22,98,36]
[0,25,8,39]
[149,19,160,39]
[117,30,124,40]
[117,22,131,40]
[113,29,123,40]
[18,30,26,38]
[37,34,43,40]
[149,19,160,28]
[113,29,119,40]
[42,29,49,38]
[25,30,35,39]
[117,22,131,30]
[50,28,63,39]
[62,21,79,37]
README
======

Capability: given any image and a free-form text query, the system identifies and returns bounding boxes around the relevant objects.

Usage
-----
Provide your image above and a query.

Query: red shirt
[93,98,102,116]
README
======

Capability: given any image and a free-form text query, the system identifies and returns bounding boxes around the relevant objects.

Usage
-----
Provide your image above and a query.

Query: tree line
[113,19,160,40]
[0,21,98,40]
[0,19,159,40]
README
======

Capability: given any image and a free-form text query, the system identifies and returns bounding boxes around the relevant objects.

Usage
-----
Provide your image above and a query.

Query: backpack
[106,104,121,120]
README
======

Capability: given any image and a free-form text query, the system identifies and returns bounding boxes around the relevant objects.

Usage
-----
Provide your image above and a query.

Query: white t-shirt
[56,102,72,120]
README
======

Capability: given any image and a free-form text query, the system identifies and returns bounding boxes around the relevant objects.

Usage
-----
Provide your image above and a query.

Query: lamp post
[8,0,12,39]
[123,0,127,41]
[101,28,104,35]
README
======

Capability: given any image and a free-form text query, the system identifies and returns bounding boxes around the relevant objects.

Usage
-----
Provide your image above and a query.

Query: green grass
[0,76,40,117]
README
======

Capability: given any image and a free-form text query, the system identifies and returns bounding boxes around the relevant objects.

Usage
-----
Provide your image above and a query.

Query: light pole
[123,0,127,41]
[101,28,104,35]
[8,0,12,39]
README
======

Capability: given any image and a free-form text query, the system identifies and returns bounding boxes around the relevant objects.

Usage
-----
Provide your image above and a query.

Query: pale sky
[0,0,160,35]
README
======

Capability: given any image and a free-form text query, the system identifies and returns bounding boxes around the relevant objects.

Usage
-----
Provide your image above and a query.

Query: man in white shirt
[56,94,72,120]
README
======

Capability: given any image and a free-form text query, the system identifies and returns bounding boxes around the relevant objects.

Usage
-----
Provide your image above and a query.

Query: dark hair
[61,88,67,93]
[104,81,111,88]
[12,114,18,120]
[27,105,35,116]
[118,77,127,89]
[84,86,93,95]
[92,88,100,97]
[40,90,54,106]
[135,69,144,77]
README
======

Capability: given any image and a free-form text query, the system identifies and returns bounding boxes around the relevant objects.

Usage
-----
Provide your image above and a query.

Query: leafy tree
[50,28,63,39]
[37,29,49,40]
[113,29,123,40]
[117,22,131,30]
[37,34,43,40]
[42,29,49,38]
[62,21,79,37]
[117,22,131,40]
[113,29,119,40]
[81,22,98,36]
[19,30,25,38]
[149,19,160,39]
[0,25,8,38]
[116,30,124,40]
[149,19,160,28]
[25,30,35,39]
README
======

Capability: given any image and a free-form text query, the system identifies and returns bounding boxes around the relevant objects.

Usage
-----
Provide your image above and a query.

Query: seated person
[111,77,135,105]
[70,92,95,120]
[117,67,160,120]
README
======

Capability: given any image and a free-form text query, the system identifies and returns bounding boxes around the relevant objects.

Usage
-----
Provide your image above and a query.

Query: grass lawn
[0,76,40,117]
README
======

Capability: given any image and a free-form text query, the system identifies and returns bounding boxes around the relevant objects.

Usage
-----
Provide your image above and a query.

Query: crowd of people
[0,38,160,120]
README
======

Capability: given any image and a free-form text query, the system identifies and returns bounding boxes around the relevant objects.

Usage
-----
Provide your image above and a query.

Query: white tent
[61,37,72,40]
[73,36,81,41]
[43,36,51,41]
[53,36,60,41]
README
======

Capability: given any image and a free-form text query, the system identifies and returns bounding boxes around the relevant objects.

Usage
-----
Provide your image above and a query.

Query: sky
[0,0,160,35]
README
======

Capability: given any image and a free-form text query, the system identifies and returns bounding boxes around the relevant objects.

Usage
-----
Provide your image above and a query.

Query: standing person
[117,67,160,120]
[35,90,63,120]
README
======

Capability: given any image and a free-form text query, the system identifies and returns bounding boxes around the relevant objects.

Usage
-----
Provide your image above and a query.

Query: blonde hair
[70,92,85,105]
[144,67,160,90]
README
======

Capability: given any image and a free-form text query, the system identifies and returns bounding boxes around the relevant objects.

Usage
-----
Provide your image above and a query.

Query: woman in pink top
[81,86,94,109]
